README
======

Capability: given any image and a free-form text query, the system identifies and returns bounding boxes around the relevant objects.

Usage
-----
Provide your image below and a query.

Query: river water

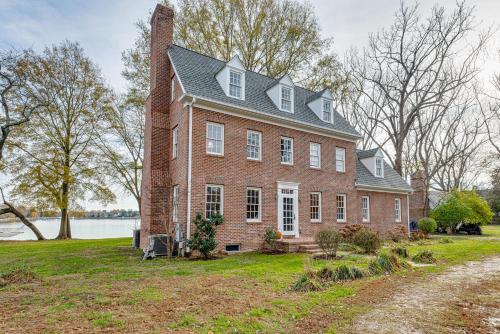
[0,218,140,240]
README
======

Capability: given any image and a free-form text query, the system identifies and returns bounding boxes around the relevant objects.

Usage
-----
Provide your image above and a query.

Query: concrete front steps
[276,237,323,254]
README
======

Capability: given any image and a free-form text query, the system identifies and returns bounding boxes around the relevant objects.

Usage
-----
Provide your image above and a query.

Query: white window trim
[336,194,347,223]
[375,157,384,178]
[171,77,176,102]
[205,184,224,217]
[309,142,321,169]
[395,198,401,222]
[280,136,294,165]
[310,192,322,223]
[361,196,370,223]
[246,130,262,161]
[206,122,224,156]
[336,147,346,172]
[172,185,179,223]
[322,98,333,123]
[246,187,262,223]
[172,126,178,159]
[228,69,244,100]
[279,84,294,113]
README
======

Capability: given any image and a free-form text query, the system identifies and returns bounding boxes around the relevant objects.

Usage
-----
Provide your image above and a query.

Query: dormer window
[322,99,332,122]
[229,70,242,98]
[375,157,384,177]
[281,86,292,112]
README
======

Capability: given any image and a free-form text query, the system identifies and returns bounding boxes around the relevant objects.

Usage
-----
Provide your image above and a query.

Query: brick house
[140,5,413,251]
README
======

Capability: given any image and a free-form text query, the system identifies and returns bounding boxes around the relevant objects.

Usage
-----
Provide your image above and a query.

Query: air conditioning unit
[142,234,179,259]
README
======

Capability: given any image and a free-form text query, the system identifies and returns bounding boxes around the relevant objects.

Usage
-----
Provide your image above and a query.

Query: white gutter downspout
[185,98,195,254]
[407,194,411,238]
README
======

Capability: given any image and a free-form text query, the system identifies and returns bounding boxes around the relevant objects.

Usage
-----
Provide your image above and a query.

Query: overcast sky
[0,0,499,210]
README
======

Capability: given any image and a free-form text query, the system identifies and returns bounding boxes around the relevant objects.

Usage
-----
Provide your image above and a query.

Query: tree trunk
[0,203,45,240]
[57,178,71,239]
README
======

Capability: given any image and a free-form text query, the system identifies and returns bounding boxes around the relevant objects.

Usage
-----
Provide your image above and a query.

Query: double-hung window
[206,185,223,218]
[336,194,346,222]
[310,143,321,168]
[280,137,293,165]
[376,157,384,177]
[229,70,242,98]
[361,196,370,222]
[246,187,261,222]
[172,185,179,223]
[171,77,176,102]
[281,86,292,112]
[246,130,261,160]
[395,198,401,222]
[310,192,321,222]
[172,126,178,159]
[336,148,345,172]
[206,122,224,155]
[322,99,332,122]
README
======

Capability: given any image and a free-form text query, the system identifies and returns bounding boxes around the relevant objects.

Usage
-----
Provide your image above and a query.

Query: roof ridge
[169,44,318,95]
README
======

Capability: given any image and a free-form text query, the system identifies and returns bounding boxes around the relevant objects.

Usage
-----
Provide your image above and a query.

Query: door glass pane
[282,197,294,232]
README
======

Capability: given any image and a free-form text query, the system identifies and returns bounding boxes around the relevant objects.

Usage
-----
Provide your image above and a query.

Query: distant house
[140,5,414,252]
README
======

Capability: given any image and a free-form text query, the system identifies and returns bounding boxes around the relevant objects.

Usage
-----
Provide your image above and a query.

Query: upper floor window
[281,86,292,112]
[246,187,261,222]
[361,196,370,222]
[336,147,345,172]
[336,194,346,222]
[206,184,223,218]
[229,70,242,98]
[206,122,224,156]
[310,192,321,222]
[310,143,321,168]
[395,198,401,222]
[171,77,176,102]
[375,157,384,177]
[172,185,179,223]
[322,99,332,122]
[246,130,261,161]
[172,126,178,159]
[280,137,293,165]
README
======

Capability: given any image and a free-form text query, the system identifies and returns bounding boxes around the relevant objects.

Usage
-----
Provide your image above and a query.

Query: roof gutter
[179,94,361,143]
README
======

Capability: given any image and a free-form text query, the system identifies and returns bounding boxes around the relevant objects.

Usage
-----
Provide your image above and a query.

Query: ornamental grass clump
[391,246,409,258]
[412,250,436,264]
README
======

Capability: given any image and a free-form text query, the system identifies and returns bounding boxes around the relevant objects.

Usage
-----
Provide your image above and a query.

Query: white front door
[277,182,299,237]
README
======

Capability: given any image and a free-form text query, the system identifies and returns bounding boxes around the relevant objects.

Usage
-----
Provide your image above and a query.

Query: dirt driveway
[350,257,500,334]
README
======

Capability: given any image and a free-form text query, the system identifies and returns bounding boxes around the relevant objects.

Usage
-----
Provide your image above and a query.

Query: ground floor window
[310,192,321,222]
[336,194,346,222]
[246,187,261,222]
[395,198,401,222]
[206,184,223,218]
[361,196,370,222]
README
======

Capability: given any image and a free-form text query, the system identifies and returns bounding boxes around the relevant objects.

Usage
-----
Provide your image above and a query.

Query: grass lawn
[0,226,499,333]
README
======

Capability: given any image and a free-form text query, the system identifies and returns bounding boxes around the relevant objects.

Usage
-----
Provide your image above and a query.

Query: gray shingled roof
[168,45,360,138]
[356,150,413,192]
[356,148,379,159]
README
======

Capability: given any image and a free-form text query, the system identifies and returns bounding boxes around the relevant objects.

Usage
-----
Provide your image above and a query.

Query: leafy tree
[455,191,494,225]
[188,213,223,259]
[7,41,115,239]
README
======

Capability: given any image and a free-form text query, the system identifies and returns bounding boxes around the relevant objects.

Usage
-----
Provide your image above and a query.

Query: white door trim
[277,181,299,238]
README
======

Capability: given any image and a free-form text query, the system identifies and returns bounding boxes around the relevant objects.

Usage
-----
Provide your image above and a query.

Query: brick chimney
[409,169,428,222]
[140,4,174,248]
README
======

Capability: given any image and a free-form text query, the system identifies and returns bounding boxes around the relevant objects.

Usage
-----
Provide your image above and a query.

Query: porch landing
[276,237,322,254]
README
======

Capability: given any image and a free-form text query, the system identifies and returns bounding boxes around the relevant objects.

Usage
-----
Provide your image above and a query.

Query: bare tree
[0,49,45,240]
[348,1,490,175]
[96,96,144,213]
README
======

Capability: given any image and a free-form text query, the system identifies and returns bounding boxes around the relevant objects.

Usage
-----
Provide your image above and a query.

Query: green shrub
[456,191,494,225]
[315,229,342,258]
[263,228,278,250]
[412,250,436,264]
[351,228,381,253]
[418,217,437,236]
[188,213,224,259]
[390,246,409,258]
